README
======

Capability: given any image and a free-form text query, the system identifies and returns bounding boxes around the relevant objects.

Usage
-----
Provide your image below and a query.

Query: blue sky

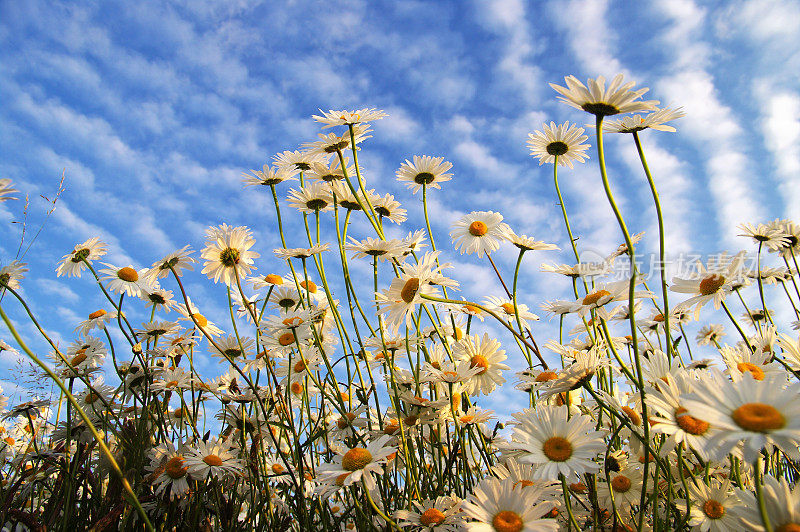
[1,0,799,415]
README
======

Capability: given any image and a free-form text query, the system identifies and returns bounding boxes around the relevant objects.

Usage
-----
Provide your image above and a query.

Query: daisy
[0,261,27,290]
[241,164,298,187]
[376,270,440,331]
[175,298,224,337]
[550,74,659,117]
[740,475,800,531]
[396,155,453,194]
[211,335,256,362]
[306,156,355,183]
[272,149,327,172]
[312,108,387,128]
[56,237,108,278]
[287,181,335,213]
[461,477,559,532]
[184,438,244,480]
[508,405,605,480]
[144,246,196,281]
[720,344,780,382]
[75,309,117,336]
[685,370,800,462]
[98,263,148,297]
[372,192,407,224]
[150,445,191,500]
[738,222,791,250]
[402,229,429,255]
[697,324,725,346]
[0,178,19,201]
[570,278,654,318]
[597,467,644,509]
[505,231,559,253]
[273,243,329,260]
[303,125,371,156]
[538,350,608,400]
[540,261,610,278]
[450,211,512,257]
[685,478,746,532]
[454,333,509,396]
[395,495,464,531]
[527,121,590,168]
[483,295,540,331]
[671,251,749,318]
[200,224,259,286]
[55,337,106,377]
[647,373,713,460]
[139,286,178,312]
[601,106,686,133]
[767,219,800,259]
[345,236,405,262]
[317,435,395,491]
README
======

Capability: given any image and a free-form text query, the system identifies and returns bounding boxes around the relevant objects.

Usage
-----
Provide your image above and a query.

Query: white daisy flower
[454,333,509,396]
[450,211,512,257]
[396,155,453,194]
[461,477,559,532]
[507,405,606,480]
[527,121,590,168]
[550,74,659,116]
[200,224,259,286]
[56,237,108,278]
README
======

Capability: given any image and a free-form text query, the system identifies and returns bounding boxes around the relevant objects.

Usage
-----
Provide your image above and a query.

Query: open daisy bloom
[527,121,590,168]
[671,251,749,318]
[317,435,395,491]
[200,224,260,286]
[550,74,659,117]
[450,211,512,257]
[396,155,453,193]
[461,477,559,532]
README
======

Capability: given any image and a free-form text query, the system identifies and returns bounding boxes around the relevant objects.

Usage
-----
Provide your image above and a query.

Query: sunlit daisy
[450,211,512,257]
[461,477,559,532]
[312,108,387,128]
[454,333,509,396]
[56,237,108,278]
[200,224,259,286]
[144,245,196,281]
[671,251,749,318]
[372,192,407,224]
[527,121,590,168]
[272,149,327,172]
[697,324,725,346]
[396,155,453,194]
[317,435,395,491]
[685,478,746,532]
[602,106,686,133]
[550,74,659,117]
[184,438,244,480]
[273,243,330,260]
[685,370,800,461]
[241,164,298,187]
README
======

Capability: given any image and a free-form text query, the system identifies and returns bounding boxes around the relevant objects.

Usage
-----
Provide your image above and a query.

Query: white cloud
[758,90,800,220]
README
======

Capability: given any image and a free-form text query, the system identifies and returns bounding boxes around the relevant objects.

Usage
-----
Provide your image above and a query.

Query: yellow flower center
[500,303,516,315]
[294,360,307,373]
[85,392,100,404]
[70,352,87,366]
[88,309,107,320]
[203,454,223,467]
[611,475,632,493]
[699,274,725,295]
[582,290,611,306]
[674,407,710,435]
[192,313,208,327]
[401,278,420,303]
[621,406,641,426]
[165,380,179,389]
[459,415,475,424]
[3,437,14,446]
[300,280,317,293]
[468,220,488,236]
[335,473,349,486]
[290,382,303,395]
[278,333,295,346]
[117,267,139,282]
[570,482,587,493]
[469,355,489,374]
[776,524,800,532]
[383,421,400,435]
[165,456,187,479]
[702,499,725,519]
[732,402,785,432]
[542,436,573,462]
[492,510,523,532]
[737,362,765,380]
[341,448,372,471]
[420,508,446,526]
[272,463,285,474]
[265,274,283,285]
[535,371,558,382]
[463,304,482,314]
[337,412,357,429]
[653,313,664,322]
[283,316,304,327]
